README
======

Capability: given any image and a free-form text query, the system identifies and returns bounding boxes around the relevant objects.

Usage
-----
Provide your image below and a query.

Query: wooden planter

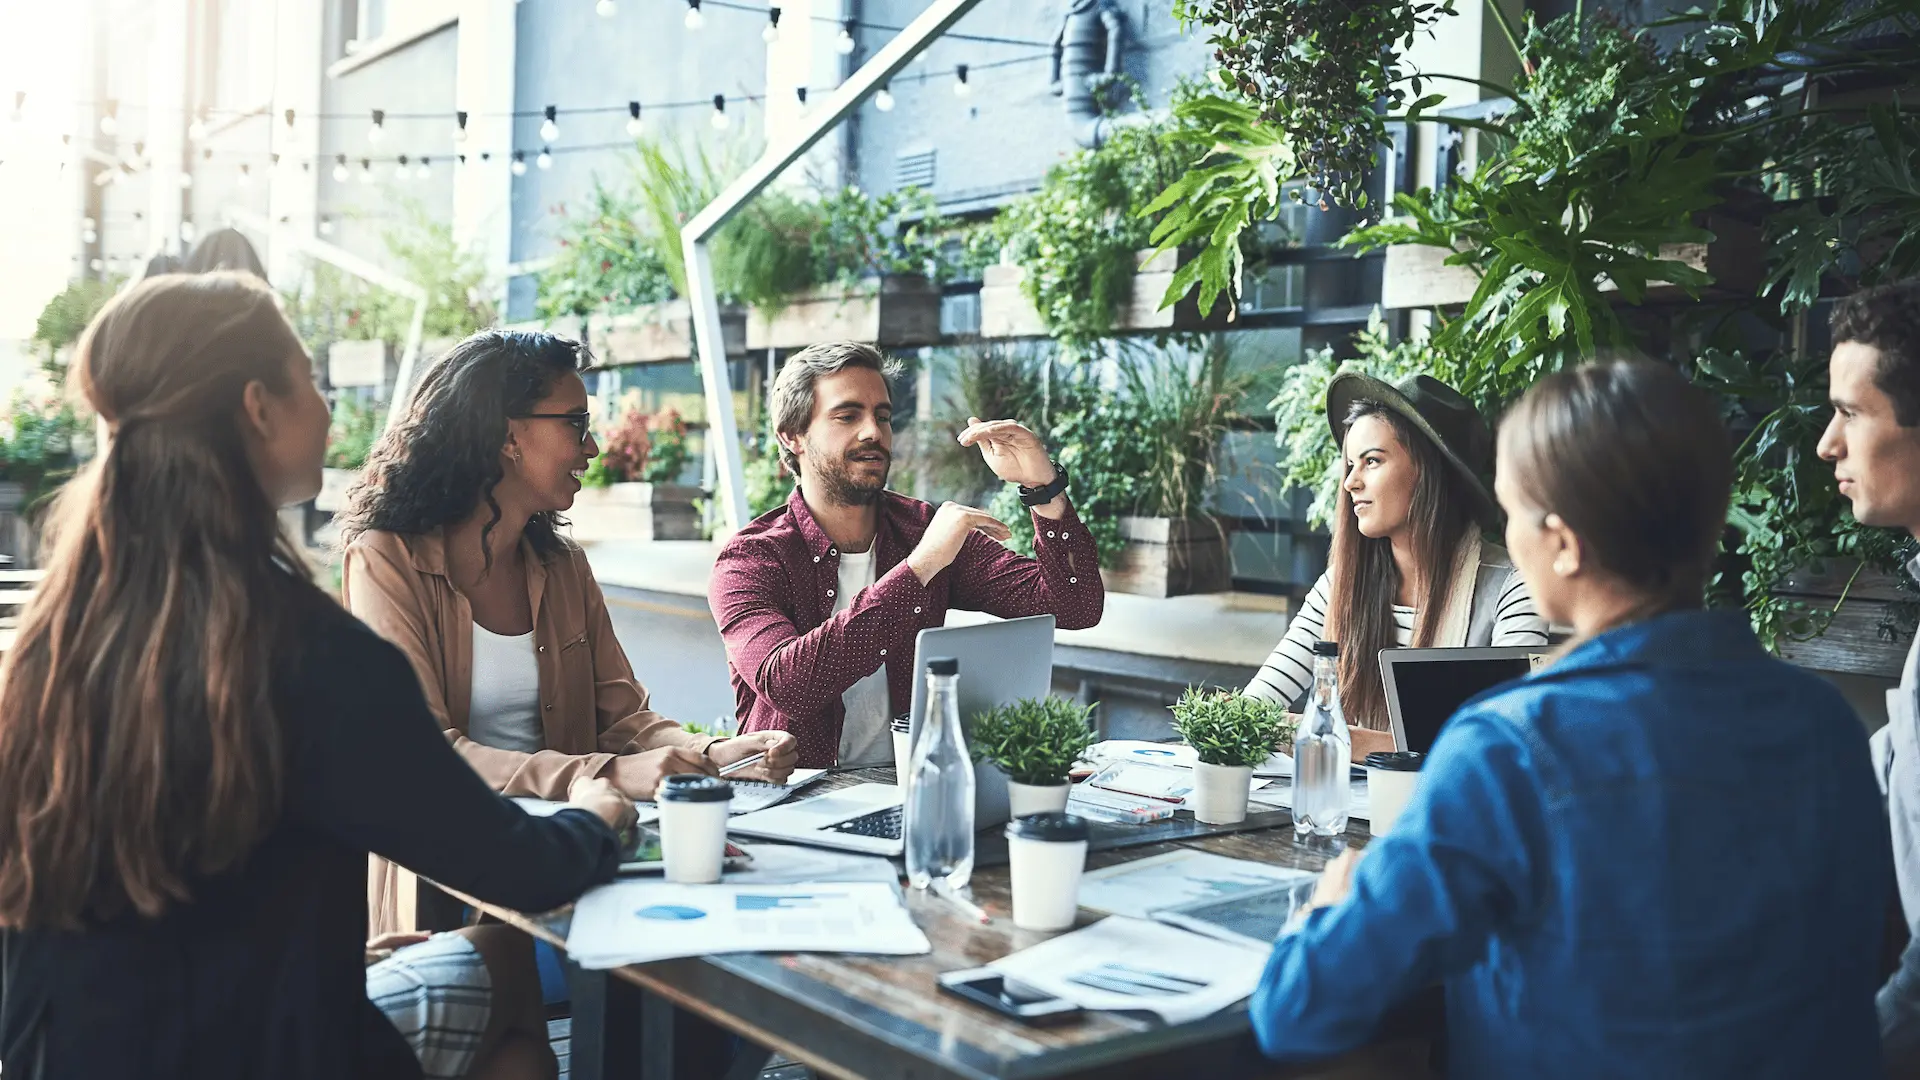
[315,467,359,513]
[567,482,703,543]
[589,301,747,365]
[746,276,941,351]
[1771,562,1915,680]
[0,482,31,568]
[1101,516,1233,598]
[978,249,1235,341]
[1380,215,1766,310]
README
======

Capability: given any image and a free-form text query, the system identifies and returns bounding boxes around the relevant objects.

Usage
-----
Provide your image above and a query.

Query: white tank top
[467,623,544,753]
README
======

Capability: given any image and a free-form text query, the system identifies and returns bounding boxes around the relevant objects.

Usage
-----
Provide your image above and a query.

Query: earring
[1554,558,1575,576]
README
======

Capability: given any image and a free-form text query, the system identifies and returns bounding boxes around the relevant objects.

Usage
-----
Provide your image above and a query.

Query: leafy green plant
[0,390,92,506]
[590,398,652,486]
[283,200,494,353]
[1169,687,1296,768]
[31,278,124,375]
[537,179,675,320]
[968,697,1098,786]
[324,395,382,471]
[642,409,690,484]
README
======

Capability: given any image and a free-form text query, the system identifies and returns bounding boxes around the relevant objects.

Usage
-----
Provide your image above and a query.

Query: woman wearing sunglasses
[337,331,795,935]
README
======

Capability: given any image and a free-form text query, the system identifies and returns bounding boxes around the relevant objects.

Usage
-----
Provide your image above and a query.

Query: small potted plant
[1169,688,1295,826]
[969,697,1098,817]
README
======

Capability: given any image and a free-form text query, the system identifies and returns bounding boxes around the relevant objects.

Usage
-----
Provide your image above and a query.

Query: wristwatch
[1017,460,1070,508]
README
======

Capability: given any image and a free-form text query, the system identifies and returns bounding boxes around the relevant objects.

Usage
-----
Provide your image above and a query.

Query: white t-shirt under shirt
[467,623,545,753]
[834,547,894,766]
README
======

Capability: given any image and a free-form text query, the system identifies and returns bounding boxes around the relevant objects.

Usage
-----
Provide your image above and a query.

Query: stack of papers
[988,917,1269,1024]
[1078,850,1312,919]
[1088,739,1294,778]
[566,880,930,969]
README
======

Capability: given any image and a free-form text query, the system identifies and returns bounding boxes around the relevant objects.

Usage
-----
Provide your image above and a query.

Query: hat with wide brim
[1326,371,1502,532]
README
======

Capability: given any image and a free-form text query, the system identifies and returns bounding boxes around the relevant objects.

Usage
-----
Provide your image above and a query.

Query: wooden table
[451,768,1438,1080]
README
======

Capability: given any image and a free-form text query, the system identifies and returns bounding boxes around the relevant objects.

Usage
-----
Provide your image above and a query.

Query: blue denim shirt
[1251,610,1887,1078]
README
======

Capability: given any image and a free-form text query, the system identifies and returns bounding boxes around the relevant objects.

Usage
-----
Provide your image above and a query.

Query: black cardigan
[0,593,620,1079]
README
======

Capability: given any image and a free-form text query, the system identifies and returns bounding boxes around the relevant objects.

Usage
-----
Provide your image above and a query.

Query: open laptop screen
[1381,649,1541,755]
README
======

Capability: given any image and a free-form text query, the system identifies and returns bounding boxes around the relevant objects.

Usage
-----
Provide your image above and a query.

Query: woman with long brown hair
[1249,361,1886,1077]
[0,273,635,1080]
[1245,373,1548,749]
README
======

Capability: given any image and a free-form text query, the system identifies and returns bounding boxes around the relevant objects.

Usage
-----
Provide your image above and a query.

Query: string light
[283,107,296,131]
[393,154,411,181]
[536,146,552,170]
[180,220,196,242]
[453,110,468,142]
[875,84,895,111]
[178,170,193,189]
[360,158,375,184]
[954,64,972,97]
[511,150,527,176]
[237,162,251,186]
[187,110,207,141]
[98,99,118,136]
[81,226,97,245]
[596,0,616,15]
[683,0,704,31]
[416,156,432,180]
[795,87,808,109]
[10,91,24,123]
[710,94,729,130]
[836,19,857,55]
[763,6,780,43]
[626,101,644,137]
[367,109,385,144]
[333,153,349,182]
[539,105,559,143]
[89,258,104,272]
[318,215,335,236]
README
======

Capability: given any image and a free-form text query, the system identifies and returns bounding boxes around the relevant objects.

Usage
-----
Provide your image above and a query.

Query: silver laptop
[1379,646,1551,754]
[728,616,1057,855]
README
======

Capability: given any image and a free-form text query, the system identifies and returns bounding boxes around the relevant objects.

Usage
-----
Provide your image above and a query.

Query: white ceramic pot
[1191,762,1253,825]
[1006,780,1072,818]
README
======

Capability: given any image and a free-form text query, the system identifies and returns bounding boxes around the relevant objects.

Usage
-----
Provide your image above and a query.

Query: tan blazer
[343,527,717,933]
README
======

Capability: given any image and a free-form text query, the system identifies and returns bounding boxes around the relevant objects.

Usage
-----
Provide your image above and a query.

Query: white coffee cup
[891,714,913,792]
[1004,813,1091,931]
[657,774,732,884]
[1363,751,1424,837]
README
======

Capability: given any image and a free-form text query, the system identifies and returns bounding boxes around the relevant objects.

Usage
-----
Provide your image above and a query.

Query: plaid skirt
[366,934,492,1080]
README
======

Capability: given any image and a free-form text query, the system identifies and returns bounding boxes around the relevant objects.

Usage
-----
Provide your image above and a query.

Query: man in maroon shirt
[709,342,1105,768]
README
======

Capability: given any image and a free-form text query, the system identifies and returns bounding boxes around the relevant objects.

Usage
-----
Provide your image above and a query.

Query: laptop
[1379,646,1552,754]
[728,616,1057,856]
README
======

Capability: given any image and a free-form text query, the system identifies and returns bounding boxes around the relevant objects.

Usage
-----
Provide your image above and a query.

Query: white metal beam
[684,0,990,532]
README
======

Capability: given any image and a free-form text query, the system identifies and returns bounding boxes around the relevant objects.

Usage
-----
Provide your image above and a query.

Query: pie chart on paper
[635,904,708,921]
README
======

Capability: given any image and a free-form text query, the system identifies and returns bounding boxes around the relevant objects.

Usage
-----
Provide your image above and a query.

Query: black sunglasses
[518,411,593,445]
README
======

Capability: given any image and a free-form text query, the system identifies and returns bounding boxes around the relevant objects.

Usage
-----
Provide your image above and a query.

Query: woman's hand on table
[708,730,799,783]
[604,747,714,801]
[1305,849,1365,914]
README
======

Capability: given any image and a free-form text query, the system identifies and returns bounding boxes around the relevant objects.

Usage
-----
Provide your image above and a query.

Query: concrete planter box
[567,482,703,543]
[1100,516,1232,599]
[589,301,747,365]
[1380,216,1765,310]
[979,249,1235,341]
[746,276,941,351]
[315,467,359,513]
[1771,562,1914,680]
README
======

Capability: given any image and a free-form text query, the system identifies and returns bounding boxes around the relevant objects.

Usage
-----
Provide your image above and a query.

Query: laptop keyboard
[825,805,903,841]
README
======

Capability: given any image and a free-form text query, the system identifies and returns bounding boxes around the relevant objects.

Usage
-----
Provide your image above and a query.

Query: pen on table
[717,752,766,777]
[931,880,991,925]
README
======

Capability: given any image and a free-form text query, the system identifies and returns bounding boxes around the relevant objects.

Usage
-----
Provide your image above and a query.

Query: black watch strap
[1018,460,1070,507]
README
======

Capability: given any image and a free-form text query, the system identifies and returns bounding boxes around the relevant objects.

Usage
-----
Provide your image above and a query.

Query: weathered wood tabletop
[451,767,1438,1080]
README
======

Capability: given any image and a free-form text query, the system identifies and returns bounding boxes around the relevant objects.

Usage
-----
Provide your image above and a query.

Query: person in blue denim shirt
[1816,280,1920,1075]
[1251,361,1889,1078]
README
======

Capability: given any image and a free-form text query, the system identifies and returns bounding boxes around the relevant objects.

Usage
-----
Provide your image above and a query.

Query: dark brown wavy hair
[0,272,323,930]
[1324,401,1477,730]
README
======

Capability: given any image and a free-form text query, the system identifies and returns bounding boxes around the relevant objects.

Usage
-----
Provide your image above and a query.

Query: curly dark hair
[1831,279,1920,428]
[336,330,590,568]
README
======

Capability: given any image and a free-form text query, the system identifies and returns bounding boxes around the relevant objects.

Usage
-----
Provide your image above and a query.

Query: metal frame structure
[683,0,990,531]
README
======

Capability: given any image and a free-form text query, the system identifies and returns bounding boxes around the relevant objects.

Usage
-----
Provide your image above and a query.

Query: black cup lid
[927,656,958,676]
[1364,751,1424,772]
[890,713,912,732]
[1004,812,1090,842]
[1311,640,1340,657]
[658,774,733,802]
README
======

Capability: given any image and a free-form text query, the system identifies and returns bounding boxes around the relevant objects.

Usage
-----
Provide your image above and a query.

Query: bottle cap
[1004,812,1091,842]
[927,656,959,676]
[1363,751,1424,773]
[1311,641,1340,657]
[657,774,733,803]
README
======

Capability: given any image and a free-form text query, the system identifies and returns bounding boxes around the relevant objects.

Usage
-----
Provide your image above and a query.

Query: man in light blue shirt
[1818,280,1920,1069]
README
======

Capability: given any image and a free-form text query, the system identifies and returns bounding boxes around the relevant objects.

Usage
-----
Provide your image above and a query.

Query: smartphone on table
[937,967,1083,1025]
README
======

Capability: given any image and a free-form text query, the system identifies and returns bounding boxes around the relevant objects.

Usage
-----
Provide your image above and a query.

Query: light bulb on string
[795,87,808,111]
[536,147,552,170]
[539,105,559,143]
[10,91,24,123]
[394,154,410,181]
[763,7,780,43]
[367,109,385,144]
[82,228,97,245]
[417,156,432,180]
[453,110,468,143]
[953,64,972,97]
[511,151,527,176]
[683,1,703,30]
[283,108,296,132]
[359,158,375,184]
[187,110,207,141]
[180,219,196,242]
[332,153,349,182]
[709,94,729,130]
[596,0,616,16]
[89,258,104,273]
[626,101,644,137]
[836,19,856,55]
[237,163,251,187]
[82,217,96,231]
[875,85,894,111]
[178,170,193,189]
[98,99,119,136]
[318,215,335,237]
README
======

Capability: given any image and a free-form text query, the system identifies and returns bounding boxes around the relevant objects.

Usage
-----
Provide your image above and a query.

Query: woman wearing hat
[1245,372,1548,753]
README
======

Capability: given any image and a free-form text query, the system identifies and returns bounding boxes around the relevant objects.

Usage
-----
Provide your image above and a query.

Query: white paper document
[723,844,899,886]
[1078,850,1316,919]
[565,881,931,969]
[989,917,1268,1025]
[1088,739,1294,778]
[1247,776,1372,822]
